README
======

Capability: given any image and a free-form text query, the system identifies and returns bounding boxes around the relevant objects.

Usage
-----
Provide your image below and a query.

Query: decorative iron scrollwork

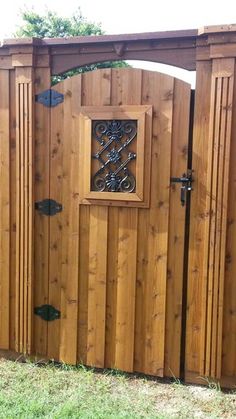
[92,120,137,193]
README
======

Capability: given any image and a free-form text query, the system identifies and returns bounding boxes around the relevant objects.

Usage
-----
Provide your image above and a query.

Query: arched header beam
[2,29,198,74]
[1,25,236,74]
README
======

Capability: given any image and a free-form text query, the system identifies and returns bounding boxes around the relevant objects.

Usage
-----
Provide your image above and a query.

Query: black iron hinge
[34,304,60,321]
[35,199,62,216]
[35,88,64,107]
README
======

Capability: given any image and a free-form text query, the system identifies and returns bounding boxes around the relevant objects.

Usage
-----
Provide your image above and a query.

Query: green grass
[0,359,235,418]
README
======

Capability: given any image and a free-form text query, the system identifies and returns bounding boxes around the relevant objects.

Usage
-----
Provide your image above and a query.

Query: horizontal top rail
[1,29,198,48]
[1,24,236,73]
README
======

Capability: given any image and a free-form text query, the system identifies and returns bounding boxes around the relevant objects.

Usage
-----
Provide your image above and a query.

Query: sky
[1,0,236,85]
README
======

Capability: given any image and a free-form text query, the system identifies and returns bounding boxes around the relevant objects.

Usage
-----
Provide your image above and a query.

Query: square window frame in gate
[78,105,152,207]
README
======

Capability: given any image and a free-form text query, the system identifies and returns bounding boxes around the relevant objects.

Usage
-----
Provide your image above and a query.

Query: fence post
[186,27,235,382]
[11,44,51,355]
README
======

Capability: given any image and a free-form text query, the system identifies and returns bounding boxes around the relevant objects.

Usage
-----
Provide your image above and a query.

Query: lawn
[0,359,235,418]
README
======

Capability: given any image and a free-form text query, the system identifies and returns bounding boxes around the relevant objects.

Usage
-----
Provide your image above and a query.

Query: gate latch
[170,170,193,206]
[35,199,62,216]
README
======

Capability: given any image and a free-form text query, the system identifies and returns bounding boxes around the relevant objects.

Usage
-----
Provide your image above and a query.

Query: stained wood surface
[15,67,34,354]
[0,70,10,350]
[34,67,51,356]
[0,66,191,379]
[2,41,236,388]
[186,58,236,383]
[222,63,236,380]
[43,68,190,376]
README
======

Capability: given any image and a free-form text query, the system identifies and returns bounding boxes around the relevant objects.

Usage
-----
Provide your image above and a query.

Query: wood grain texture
[222,63,236,379]
[86,206,108,367]
[108,69,140,372]
[59,76,80,364]
[34,67,50,356]
[80,69,111,367]
[165,79,190,377]
[186,61,212,377]
[47,81,64,360]
[135,71,174,376]
[15,67,34,354]
[0,70,10,349]
[31,68,190,377]
[53,68,189,375]
[9,70,16,351]
[186,58,235,381]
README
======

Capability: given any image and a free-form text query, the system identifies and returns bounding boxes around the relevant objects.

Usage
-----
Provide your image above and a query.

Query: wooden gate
[33,68,191,377]
[2,25,236,387]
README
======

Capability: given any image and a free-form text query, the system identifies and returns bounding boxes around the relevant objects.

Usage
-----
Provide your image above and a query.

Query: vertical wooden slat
[27,79,33,354]
[135,71,174,376]
[165,79,190,377]
[9,70,16,350]
[0,69,10,349]
[185,60,212,379]
[86,206,108,367]
[115,208,138,371]
[106,69,141,372]
[47,82,64,360]
[23,83,29,352]
[83,69,111,367]
[77,206,90,363]
[216,75,233,378]
[222,63,236,379]
[204,76,222,377]
[34,66,51,356]
[105,206,119,368]
[59,76,81,364]
[15,68,34,354]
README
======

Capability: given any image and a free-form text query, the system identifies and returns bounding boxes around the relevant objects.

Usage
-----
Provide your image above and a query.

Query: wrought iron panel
[91,120,137,193]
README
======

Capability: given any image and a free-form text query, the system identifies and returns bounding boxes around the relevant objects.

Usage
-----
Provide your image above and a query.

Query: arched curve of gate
[37,29,198,75]
[52,51,196,76]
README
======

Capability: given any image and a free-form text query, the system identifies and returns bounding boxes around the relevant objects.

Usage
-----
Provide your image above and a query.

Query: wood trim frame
[79,105,152,207]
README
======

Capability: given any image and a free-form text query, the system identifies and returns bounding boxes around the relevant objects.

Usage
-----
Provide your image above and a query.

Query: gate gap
[180,89,195,380]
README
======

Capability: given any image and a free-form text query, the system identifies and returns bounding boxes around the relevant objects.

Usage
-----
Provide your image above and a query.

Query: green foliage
[15,9,103,38]
[15,9,129,83]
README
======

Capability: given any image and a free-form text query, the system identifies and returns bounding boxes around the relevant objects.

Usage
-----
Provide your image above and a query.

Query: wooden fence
[0,24,236,388]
